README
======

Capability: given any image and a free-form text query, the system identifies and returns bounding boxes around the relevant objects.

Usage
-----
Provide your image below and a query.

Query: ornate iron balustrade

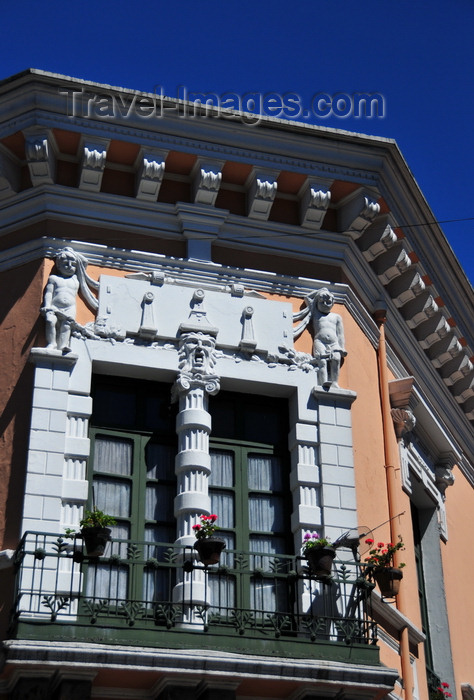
[9,532,378,660]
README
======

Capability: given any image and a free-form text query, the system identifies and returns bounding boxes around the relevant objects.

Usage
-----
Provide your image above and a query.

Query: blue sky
[3,0,473,284]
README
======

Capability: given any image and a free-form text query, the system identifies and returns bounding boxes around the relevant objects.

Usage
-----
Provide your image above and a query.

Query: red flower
[365,538,374,544]
[442,684,450,688]
[377,542,385,548]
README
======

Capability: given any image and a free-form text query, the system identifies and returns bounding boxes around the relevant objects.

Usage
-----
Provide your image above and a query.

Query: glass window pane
[93,437,133,476]
[210,450,234,487]
[93,477,131,517]
[248,455,282,491]
[146,483,174,521]
[249,495,285,532]
[93,388,136,427]
[210,491,234,529]
[146,443,175,480]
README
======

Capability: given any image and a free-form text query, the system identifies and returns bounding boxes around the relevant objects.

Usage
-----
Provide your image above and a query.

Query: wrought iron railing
[9,532,378,659]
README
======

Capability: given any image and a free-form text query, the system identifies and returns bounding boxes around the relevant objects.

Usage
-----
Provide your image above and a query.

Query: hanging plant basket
[305,546,336,577]
[373,566,403,597]
[81,526,112,557]
[193,537,226,566]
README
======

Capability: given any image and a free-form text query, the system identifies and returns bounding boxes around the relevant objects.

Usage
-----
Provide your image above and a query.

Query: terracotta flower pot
[373,567,403,597]
[81,526,112,557]
[305,546,336,577]
[193,537,226,566]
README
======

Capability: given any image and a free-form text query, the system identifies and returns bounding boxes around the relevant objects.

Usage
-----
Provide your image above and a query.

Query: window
[86,376,177,601]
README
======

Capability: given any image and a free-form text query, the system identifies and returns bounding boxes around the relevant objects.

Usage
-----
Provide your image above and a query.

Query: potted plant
[302,531,336,577]
[192,514,226,566]
[80,508,116,557]
[363,537,405,597]
[430,683,452,700]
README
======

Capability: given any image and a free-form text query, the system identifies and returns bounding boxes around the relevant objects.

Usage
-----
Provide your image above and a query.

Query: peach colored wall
[442,471,474,688]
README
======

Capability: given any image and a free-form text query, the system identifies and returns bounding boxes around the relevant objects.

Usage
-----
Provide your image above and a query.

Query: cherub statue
[293,288,347,387]
[41,247,98,352]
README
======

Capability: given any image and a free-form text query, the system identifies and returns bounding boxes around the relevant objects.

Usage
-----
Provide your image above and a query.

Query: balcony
[8,532,379,664]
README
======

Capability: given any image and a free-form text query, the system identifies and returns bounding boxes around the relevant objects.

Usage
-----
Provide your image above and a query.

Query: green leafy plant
[80,507,116,529]
[192,514,219,540]
[364,537,405,569]
[301,531,332,555]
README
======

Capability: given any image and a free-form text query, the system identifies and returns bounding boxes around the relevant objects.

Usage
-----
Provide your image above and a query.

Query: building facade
[0,69,473,700]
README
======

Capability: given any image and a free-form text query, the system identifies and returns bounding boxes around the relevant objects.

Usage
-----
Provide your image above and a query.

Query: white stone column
[171,307,220,625]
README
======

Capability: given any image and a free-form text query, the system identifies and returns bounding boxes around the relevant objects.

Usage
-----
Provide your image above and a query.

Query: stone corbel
[135,147,167,201]
[298,179,332,230]
[24,128,56,185]
[427,332,463,368]
[434,454,456,500]
[402,292,439,329]
[191,158,224,206]
[0,146,20,198]
[246,168,279,220]
[358,216,398,261]
[389,377,417,438]
[391,408,416,438]
[78,137,110,191]
[372,244,412,284]
[387,269,426,308]
[337,189,380,238]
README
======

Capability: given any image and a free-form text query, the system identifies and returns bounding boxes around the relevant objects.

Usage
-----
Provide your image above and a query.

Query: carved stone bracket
[192,158,224,206]
[246,168,279,220]
[391,408,416,438]
[24,128,56,186]
[135,147,167,201]
[79,137,110,191]
[358,216,398,261]
[434,463,455,500]
[299,179,332,230]
[138,291,158,340]
[338,190,380,238]
[0,146,20,198]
